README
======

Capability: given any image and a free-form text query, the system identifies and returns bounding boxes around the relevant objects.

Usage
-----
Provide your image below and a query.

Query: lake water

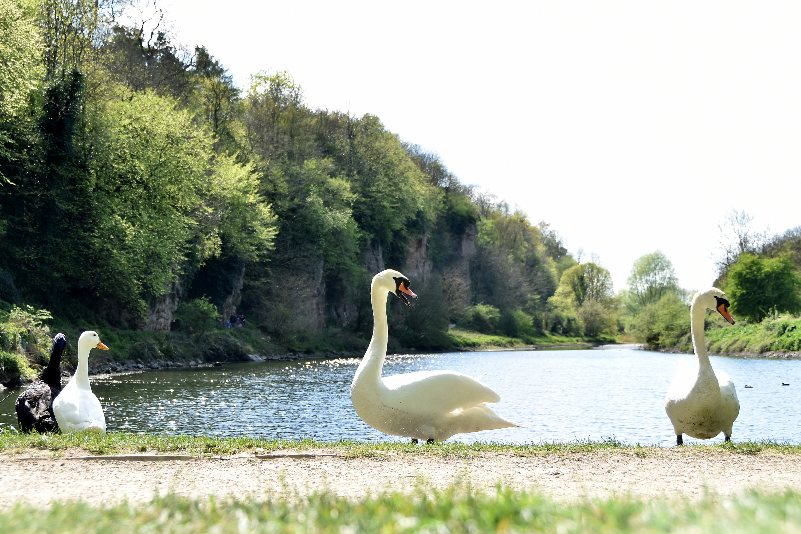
[1,347,799,446]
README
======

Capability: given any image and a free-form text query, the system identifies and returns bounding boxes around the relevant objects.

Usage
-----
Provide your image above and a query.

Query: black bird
[15,334,67,432]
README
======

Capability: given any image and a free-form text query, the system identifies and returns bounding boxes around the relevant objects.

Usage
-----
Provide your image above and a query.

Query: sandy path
[2,449,800,508]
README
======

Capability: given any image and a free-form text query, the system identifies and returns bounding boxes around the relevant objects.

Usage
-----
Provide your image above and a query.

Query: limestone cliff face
[403,234,432,283]
[300,259,326,332]
[221,266,246,324]
[143,282,182,332]
[364,240,385,273]
[460,223,478,264]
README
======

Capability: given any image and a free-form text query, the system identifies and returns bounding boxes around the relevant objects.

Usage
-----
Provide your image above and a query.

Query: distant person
[229,314,237,329]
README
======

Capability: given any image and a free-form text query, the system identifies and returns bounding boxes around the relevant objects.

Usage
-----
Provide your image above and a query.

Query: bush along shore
[646,315,801,360]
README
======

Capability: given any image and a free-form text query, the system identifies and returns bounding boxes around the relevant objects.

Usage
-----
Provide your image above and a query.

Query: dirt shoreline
[2,448,801,508]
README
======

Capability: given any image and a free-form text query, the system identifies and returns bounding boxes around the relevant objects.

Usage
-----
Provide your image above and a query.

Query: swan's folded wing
[381,370,502,413]
[53,394,81,428]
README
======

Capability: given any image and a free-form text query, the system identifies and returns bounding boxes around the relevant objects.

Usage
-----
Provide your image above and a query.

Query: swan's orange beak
[399,284,417,299]
[96,341,110,350]
[717,303,735,325]
[395,280,417,307]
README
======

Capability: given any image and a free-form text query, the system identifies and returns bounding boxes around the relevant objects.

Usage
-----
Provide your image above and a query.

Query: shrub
[576,299,612,338]
[0,305,52,360]
[458,303,501,334]
[547,310,583,337]
[498,309,534,338]
[631,293,689,346]
[725,253,801,323]
[174,297,220,335]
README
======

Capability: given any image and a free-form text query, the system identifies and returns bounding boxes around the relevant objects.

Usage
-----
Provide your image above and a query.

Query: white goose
[53,331,109,433]
[351,269,518,443]
[664,288,739,445]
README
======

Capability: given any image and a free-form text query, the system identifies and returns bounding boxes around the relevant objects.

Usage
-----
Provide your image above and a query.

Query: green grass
[705,315,801,354]
[445,328,590,349]
[4,433,801,532]
[2,431,800,458]
[2,486,801,533]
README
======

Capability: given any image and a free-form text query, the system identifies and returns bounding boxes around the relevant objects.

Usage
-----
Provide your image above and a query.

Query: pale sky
[153,0,801,293]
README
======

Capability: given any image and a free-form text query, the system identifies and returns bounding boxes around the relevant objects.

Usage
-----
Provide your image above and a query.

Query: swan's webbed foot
[724,434,731,442]
[676,435,683,446]
[426,438,435,444]
[411,438,418,444]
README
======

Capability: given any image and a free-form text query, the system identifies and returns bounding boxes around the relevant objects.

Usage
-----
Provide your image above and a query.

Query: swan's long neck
[690,299,711,369]
[354,284,389,385]
[74,343,91,390]
[40,346,62,390]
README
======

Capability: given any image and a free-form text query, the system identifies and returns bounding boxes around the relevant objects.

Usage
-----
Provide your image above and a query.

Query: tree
[86,91,218,316]
[725,254,801,323]
[576,299,612,338]
[38,0,116,78]
[715,209,770,274]
[0,0,43,121]
[552,262,614,309]
[626,251,679,309]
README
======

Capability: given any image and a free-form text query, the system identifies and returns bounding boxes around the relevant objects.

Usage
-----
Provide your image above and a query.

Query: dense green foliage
[548,262,617,338]
[0,0,603,361]
[621,242,801,352]
[0,304,51,378]
[724,254,801,323]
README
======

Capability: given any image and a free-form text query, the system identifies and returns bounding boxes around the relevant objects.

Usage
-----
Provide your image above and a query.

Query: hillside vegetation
[0,0,631,378]
[618,220,801,355]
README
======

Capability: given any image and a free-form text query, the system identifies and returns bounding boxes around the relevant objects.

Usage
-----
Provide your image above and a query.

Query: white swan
[53,331,109,433]
[664,288,739,445]
[351,269,518,442]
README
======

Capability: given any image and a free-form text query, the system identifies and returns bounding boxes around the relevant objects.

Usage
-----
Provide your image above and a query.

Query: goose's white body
[53,331,108,433]
[351,270,517,441]
[665,288,739,441]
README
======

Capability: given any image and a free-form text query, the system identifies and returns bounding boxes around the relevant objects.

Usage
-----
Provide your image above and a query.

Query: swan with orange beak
[351,269,518,443]
[665,288,739,445]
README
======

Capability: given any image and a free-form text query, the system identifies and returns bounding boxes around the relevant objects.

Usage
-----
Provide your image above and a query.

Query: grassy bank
[641,314,801,357]
[2,431,800,458]
[444,328,600,350]
[704,316,801,355]
[2,484,801,533]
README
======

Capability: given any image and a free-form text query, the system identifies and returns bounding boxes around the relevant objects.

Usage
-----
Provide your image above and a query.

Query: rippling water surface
[2,347,800,446]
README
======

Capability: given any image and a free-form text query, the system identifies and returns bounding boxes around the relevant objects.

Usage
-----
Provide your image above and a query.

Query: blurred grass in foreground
[2,485,801,533]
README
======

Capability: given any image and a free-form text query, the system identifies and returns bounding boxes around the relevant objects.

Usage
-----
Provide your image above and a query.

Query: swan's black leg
[677,435,683,446]
[411,438,418,444]
[724,434,731,442]
[426,438,435,444]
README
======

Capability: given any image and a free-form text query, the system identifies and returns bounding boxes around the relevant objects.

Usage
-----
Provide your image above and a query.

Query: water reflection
[1,348,799,446]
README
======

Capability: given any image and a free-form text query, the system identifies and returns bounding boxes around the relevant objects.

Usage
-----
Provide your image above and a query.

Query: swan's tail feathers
[453,403,519,434]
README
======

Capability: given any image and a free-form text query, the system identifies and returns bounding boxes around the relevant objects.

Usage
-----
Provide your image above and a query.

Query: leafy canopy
[725,253,801,323]
[626,251,679,309]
